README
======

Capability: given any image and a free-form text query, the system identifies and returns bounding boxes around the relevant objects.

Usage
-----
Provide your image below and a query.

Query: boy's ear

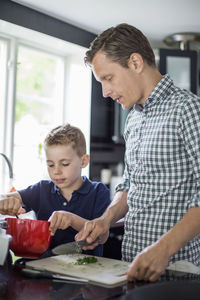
[81,154,90,168]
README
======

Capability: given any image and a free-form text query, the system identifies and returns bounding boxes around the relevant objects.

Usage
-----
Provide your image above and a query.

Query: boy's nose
[54,166,62,174]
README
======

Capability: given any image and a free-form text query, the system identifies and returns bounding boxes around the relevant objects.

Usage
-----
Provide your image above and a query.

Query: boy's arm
[0,192,23,215]
[48,211,87,236]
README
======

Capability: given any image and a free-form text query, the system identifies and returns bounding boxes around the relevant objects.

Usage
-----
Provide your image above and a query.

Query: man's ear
[129,53,144,73]
[81,154,90,168]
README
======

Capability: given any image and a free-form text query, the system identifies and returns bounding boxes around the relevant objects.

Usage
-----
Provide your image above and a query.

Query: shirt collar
[134,74,173,112]
[134,104,144,112]
[75,176,91,195]
[51,176,91,195]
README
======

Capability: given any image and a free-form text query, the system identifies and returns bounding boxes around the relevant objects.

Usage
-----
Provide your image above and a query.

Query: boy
[0,124,110,256]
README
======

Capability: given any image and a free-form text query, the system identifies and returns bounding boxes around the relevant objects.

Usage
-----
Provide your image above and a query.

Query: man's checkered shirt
[116,74,200,266]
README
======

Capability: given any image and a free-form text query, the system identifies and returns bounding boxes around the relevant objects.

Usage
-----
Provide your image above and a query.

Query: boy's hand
[48,211,72,236]
[0,195,22,215]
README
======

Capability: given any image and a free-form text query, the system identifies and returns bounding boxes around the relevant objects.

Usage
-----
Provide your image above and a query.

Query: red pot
[6,218,52,258]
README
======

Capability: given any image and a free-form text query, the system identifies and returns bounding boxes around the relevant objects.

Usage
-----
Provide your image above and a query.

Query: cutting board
[26,254,130,287]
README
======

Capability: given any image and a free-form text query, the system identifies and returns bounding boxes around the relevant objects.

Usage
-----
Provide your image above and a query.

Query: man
[76,23,200,282]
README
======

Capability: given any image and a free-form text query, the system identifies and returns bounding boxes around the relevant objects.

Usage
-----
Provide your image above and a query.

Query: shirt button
[63,202,67,206]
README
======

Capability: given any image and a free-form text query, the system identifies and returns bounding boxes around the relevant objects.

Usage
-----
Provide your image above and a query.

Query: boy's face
[45,144,87,191]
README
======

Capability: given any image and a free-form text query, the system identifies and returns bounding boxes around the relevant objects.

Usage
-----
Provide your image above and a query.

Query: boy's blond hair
[44,124,86,157]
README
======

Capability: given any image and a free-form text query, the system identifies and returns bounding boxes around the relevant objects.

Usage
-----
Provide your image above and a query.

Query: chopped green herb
[74,256,98,265]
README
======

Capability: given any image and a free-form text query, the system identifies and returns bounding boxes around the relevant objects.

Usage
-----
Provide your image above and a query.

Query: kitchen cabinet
[90,75,126,182]
[159,48,200,96]
[90,74,114,145]
[89,143,125,182]
[91,74,129,146]
[103,223,124,260]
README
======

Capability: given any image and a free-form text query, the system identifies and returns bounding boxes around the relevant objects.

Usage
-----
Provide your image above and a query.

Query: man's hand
[126,240,170,282]
[75,217,110,250]
[126,207,200,282]
[0,194,22,216]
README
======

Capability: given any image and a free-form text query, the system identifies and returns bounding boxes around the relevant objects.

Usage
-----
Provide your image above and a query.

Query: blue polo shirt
[18,176,110,256]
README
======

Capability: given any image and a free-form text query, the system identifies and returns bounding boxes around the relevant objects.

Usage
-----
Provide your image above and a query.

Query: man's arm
[75,190,128,246]
[103,190,128,226]
[127,206,200,282]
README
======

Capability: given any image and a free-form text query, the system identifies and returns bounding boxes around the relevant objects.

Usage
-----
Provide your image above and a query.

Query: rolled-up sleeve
[115,112,131,194]
[115,154,130,193]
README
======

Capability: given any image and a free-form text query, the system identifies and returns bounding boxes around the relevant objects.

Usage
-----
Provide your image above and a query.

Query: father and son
[1,23,200,282]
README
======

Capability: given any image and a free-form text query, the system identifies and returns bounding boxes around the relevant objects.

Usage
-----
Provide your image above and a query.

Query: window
[0,38,8,151]
[0,21,91,193]
[14,45,64,188]
[0,37,9,191]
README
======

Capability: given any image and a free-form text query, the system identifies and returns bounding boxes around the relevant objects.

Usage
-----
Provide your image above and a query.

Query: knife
[166,260,200,275]
[22,268,88,283]
[52,237,101,255]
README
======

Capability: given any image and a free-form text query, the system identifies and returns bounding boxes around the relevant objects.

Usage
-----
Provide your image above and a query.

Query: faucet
[0,153,13,180]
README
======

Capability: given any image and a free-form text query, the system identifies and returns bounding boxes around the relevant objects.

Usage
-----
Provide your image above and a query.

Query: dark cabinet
[90,74,129,145]
[103,225,124,260]
[159,48,200,96]
[90,74,114,144]
[90,75,126,182]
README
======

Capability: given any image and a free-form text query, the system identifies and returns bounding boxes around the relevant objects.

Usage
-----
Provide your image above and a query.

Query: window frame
[0,33,67,161]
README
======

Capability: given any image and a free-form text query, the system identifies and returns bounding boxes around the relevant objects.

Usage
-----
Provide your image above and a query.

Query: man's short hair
[85,23,156,68]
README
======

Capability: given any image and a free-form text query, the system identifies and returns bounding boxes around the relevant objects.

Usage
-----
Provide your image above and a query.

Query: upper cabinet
[90,74,130,147]
[159,48,200,96]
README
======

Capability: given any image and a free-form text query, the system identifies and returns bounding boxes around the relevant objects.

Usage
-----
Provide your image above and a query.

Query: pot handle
[0,220,7,229]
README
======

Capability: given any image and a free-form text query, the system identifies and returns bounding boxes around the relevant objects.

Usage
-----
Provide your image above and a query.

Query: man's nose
[102,84,111,98]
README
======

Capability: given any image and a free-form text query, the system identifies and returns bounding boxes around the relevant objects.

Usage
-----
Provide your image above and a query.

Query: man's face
[91,51,145,109]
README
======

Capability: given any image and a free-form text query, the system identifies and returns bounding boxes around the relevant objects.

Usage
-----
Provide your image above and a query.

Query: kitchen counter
[1,258,200,300]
